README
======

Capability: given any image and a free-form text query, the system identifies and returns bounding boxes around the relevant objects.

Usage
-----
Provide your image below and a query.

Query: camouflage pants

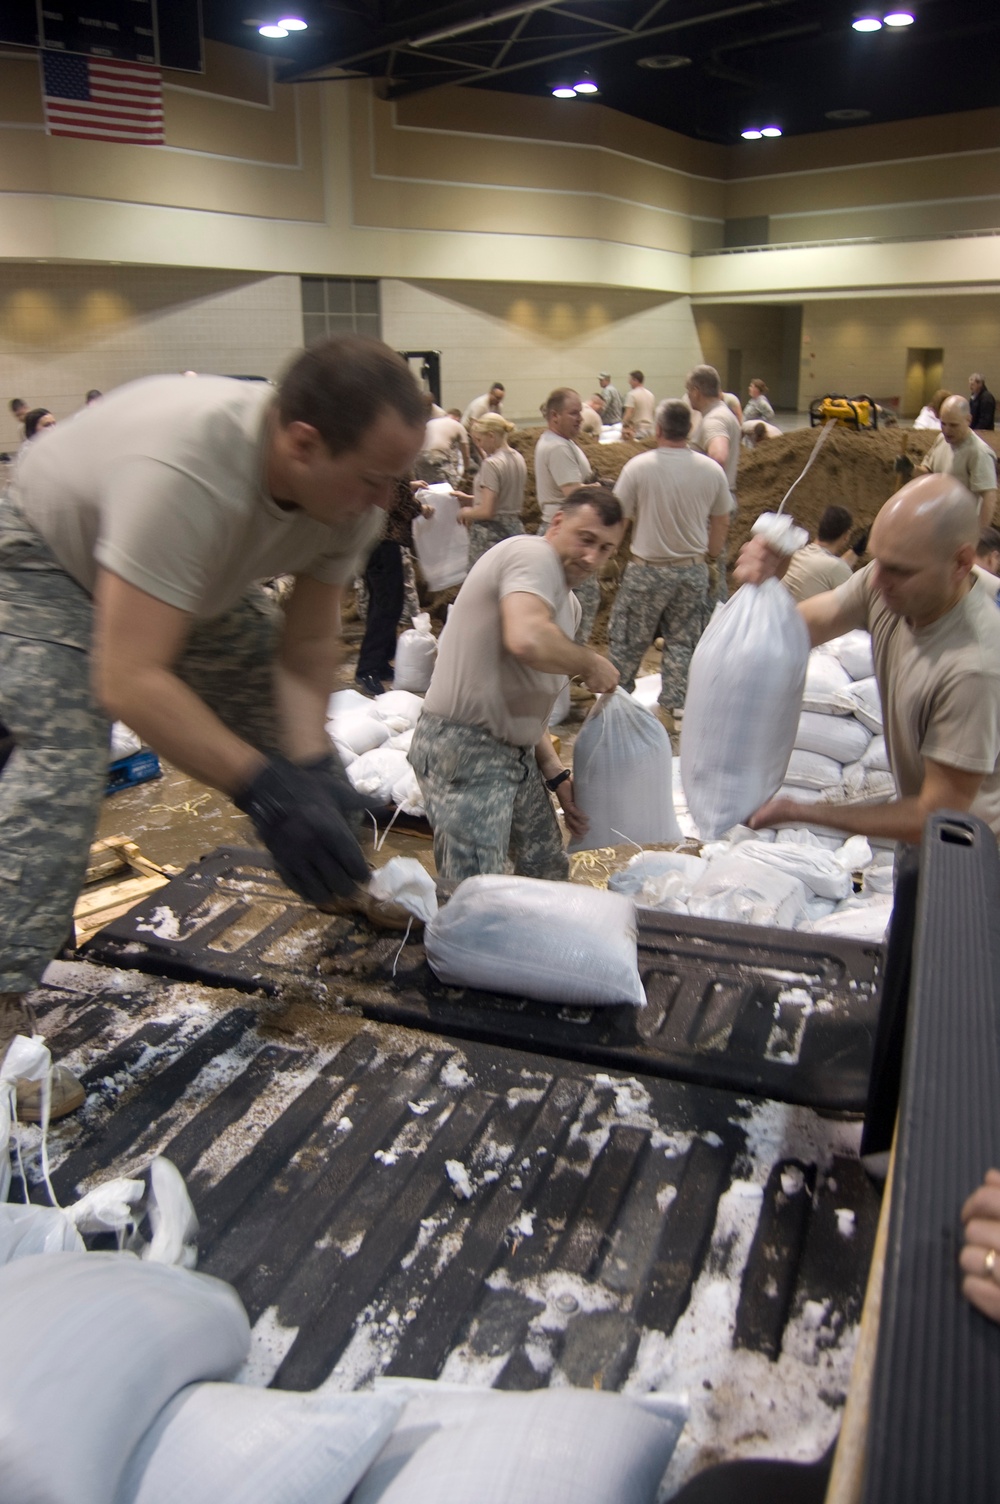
[414,451,464,490]
[467,515,524,568]
[607,559,709,711]
[573,575,601,645]
[0,495,306,993]
[408,711,567,883]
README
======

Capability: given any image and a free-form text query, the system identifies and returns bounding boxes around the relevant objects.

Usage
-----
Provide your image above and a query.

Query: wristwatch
[545,769,571,793]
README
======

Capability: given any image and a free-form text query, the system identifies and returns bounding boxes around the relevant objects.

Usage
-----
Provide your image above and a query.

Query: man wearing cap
[597,373,623,426]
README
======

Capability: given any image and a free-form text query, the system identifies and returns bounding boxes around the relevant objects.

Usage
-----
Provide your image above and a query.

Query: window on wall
[301,277,380,344]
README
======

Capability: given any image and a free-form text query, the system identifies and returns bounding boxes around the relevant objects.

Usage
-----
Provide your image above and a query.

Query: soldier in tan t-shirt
[451,412,527,566]
[782,506,856,603]
[622,371,656,440]
[920,395,998,527]
[687,363,742,606]
[409,489,623,883]
[738,474,1000,845]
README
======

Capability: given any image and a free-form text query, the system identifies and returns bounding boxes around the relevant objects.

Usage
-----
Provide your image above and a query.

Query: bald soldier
[739,474,1000,844]
[921,395,998,528]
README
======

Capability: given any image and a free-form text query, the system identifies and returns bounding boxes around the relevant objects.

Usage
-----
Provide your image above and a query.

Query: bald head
[874,474,979,555]
[940,395,972,449]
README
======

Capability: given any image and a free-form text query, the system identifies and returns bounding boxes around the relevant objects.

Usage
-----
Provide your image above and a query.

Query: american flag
[41,53,164,145]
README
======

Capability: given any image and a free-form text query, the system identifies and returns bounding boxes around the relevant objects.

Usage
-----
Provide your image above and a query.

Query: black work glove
[233,755,370,904]
[301,751,393,825]
[850,528,870,556]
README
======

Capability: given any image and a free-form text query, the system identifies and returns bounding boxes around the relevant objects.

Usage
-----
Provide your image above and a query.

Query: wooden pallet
[74,837,177,946]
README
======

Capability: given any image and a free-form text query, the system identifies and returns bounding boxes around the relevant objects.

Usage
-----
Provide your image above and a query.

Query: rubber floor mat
[82,846,883,1111]
[21,964,879,1488]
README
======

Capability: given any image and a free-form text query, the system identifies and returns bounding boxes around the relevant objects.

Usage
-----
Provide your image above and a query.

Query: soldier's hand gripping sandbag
[301,750,392,823]
[234,755,370,903]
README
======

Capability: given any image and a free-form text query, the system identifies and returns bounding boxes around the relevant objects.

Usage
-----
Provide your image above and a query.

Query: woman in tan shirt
[453,413,527,566]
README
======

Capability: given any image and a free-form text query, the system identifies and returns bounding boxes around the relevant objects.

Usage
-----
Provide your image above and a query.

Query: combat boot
[0,992,85,1123]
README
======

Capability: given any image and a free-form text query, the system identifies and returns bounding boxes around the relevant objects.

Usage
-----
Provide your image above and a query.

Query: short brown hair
[560,484,623,528]
[543,387,579,419]
[687,364,722,398]
[278,334,425,455]
[630,369,644,384]
[656,399,691,441]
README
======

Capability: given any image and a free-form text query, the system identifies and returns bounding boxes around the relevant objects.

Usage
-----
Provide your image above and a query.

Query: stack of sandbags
[324,690,426,816]
[777,632,895,807]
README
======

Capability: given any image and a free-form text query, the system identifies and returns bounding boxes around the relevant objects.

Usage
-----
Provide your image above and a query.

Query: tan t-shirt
[694,400,742,500]
[14,375,382,618]
[783,542,853,603]
[475,446,527,516]
[614,447,731,561]
[921,432,998,496]
[462,393,500,430]
[579,405,603,437]
[422,414,467,463]
[832,564,1000,835]
[624,385,656,433]
[423,534,580,746]
[534,428,591,524]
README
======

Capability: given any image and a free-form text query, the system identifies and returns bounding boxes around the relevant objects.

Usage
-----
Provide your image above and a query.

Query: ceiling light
[278,16,307,28]
[259,23,289,36]
[741,128,763,140]
[573,80,599,94]
[637,54,692,71]
[825,107,871,120]
[884,10,914,24]
[852,15,883,30]
[760,126,782,137]
[552,86,577,98]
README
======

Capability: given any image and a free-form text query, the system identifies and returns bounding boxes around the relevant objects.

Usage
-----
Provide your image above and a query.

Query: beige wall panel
[380,278,703,423]
[394,87,726,180]
[162,40,271,105]
[693,238,1000,298]
[0,54,43,124]
[727,108,1000,181]
[725,151,1000,220]
[0,265,301,450]
[774,198,1000,245]
[798,295,1000,414]
[693,305,786,390]
[163,80,299,164]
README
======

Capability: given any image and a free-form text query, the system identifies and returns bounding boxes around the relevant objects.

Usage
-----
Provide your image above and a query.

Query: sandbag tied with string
[567,688,681,854]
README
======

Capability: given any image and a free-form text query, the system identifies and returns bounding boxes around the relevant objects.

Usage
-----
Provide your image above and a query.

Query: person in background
[920,395,998,527]
[23,408,56,441]
[452,412,526,566]
[354,478,432,698]
[969,373,996,431]
[913,387,950,431]
[722,391,745,425]
[415,399,469,489]
[578,394,605,437]
[461,382,505,433]
[622,371,656,440]
[743,418,784,447]
[597,373,623,425]
[408,488,622,884]
[743,379,775,424]
[972,526,1000,600]
[85,389,102,405]
[687,363,741,606]
[533,388,601,643]
[9,398,27,430]
[782,505,856,603]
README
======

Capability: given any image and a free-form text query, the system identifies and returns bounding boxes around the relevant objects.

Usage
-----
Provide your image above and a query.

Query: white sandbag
[824,629,874,682]
[773,783,826,804]
[0,1252,250,1504]
[326,688,371,719]
[800,896,838,924]
[425,875,645,1007]
[784,748,845,791]
[548,678,571,728]
[836,763,896,802]
[332,740,357,768]
[411,488,470,591]
[330,713,390,756]
[348,747,411,805]
[0,1205,85,1262]
[569,689,681,853]
[352,1381,684,1504]
[793,709,872,764]
[680,567,810,840]
[688,852,811,930]
[390,765,425,816]
[865,854,896,894]
[371,691,424,728]
[393,615,437,694]
[802,654,854,716]
[861,734,890,771]
[118,1385,405,1504]
[836,834,873,872]
[631,674,662,711]
[110,722,142,761]
[368,858,437,923]
[608,850,706,896]
[738,839,853,901]
[840,676,883,733]
[803,894,894,941]
[387,727,414,753]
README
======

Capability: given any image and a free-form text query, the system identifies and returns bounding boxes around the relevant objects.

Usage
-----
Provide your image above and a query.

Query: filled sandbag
[390,764,425,816]
[0,1252,250,1504]
[802,654,854,716]
[823,629,874,682]
[329,713,390,757]
[840,676,883,733]
[393,615,437,695]
[793,709,872,764]
[425,875,646,1007]
[568,689,681,853]
[371,691,424,729]
[681,571,810,839]
[784,748,845,791]
[118,1385,404,1504]
[608,850,706,896]
[411,488,470,591]
[835,762,896,802]
[347,747,411,805]
[687,852,811,930]
[861,734,890,771]
[737,839,853,901]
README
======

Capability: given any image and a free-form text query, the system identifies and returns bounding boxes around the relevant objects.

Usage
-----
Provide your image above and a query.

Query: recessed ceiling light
[637,53,692,70]
[573,80,599,94]
[552,86,577,98]
[259,23,288,36]
[741,128,763,140]
[278,16,307,28]
[884,10,914,24]
[825,107,871,120]
[760,126,782,137]
[852,15,883,30]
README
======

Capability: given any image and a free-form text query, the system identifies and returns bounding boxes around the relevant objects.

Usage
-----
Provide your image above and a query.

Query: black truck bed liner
[82,846,882,1112]
[21,962,878,1492]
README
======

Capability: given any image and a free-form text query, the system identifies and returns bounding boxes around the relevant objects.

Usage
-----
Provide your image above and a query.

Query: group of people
[5,390,103,456]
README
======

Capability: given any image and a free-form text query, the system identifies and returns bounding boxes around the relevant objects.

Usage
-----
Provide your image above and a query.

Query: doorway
[903,348,944,419]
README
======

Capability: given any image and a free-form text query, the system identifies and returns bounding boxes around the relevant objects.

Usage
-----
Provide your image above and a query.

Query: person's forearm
[979,489,998,529]
[778,795,930,845]
[534,733,563,780]
[274,651,339,764]
[98,665,265,795]
[513,617,605,678]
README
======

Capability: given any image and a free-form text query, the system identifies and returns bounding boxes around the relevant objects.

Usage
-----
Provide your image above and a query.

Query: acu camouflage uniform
[0,492,352,995]
[408,710,567,883]
[466,515,525,568]
[608,559,709,712]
